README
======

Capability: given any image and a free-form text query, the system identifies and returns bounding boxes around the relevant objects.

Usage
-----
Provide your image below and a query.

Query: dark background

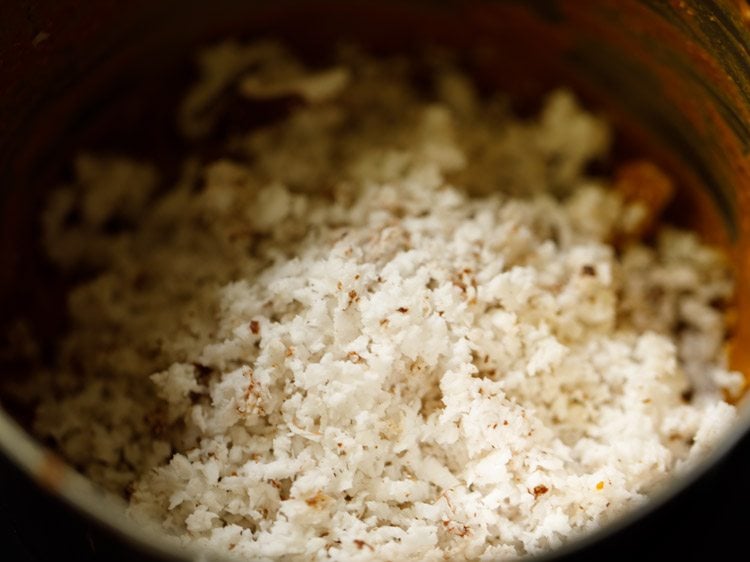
[1,433,748,561]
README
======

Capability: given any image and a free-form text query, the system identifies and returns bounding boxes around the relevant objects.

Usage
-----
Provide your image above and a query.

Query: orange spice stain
[35,451,67,492]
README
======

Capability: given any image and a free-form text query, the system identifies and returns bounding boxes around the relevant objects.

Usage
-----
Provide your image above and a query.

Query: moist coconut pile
[30,43,743,560]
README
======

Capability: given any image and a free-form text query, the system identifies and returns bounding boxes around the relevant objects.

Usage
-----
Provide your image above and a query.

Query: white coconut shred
[30,42,744,560]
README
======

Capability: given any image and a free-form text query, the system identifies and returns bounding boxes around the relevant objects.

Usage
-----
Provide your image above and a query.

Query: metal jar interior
[1,1,750,560]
